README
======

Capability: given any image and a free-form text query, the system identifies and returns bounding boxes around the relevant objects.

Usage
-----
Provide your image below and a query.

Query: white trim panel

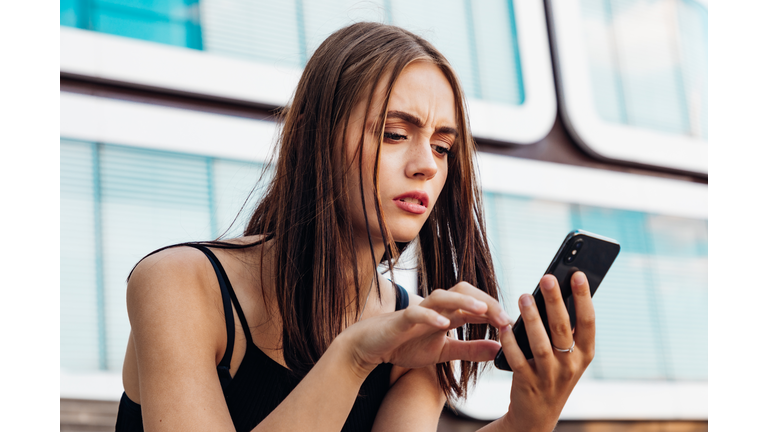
[548,0,708,174]
[61,370,124,401]
[60,26,301,107]
[59,369,708,421]
[61,93,707,220]
[61,9,556,146]
[477,152,707,220]
[457,375,707,420]
[60,92,277,162]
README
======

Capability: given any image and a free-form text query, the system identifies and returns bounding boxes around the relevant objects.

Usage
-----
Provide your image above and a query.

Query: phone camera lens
[575,241,583,250]
[565,255,574,263]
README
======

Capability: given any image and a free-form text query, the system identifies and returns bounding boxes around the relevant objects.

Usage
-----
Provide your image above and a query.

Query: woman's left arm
[371,365,446,432]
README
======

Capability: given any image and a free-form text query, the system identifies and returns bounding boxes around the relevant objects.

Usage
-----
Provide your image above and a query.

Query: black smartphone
[494,230,620,371]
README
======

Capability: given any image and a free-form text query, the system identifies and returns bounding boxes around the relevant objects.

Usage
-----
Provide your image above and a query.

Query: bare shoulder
[128,247,215,305]
[126,246,225,338]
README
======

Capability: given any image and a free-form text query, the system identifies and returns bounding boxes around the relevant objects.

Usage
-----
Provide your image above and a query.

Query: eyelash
[383,132,454,158]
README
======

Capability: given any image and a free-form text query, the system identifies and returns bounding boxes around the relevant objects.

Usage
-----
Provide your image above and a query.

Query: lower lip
[394,199,428,215]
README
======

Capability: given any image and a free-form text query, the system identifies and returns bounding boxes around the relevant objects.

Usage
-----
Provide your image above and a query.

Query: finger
[519,293,555,367]
[440,310,497,326]
[539,275,574,354]
[449,282,512,328]
[571,271,596,359]
[438,338,501,363]
[399,306,451,332]
[420,289,489,316]
[498,324,531,373]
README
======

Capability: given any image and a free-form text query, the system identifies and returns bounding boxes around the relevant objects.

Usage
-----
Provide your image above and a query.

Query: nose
[404,137,438,180]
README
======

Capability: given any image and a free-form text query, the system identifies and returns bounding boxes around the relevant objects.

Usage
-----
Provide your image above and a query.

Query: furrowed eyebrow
[386,110,424,128]
[435,126,459,138]
[386,110,458,137]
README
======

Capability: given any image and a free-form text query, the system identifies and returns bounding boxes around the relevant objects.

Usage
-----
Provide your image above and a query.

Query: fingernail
[437,316,450,326]
[473,300,486,310]
[500,324,511,334]
[541,276,555,291]
[574,272,586,286]
[520,294,533,307]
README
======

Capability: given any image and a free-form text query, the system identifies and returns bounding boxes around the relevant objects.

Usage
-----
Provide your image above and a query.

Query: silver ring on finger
[552,340,575,353]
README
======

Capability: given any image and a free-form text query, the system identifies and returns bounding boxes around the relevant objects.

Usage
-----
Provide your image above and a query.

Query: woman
[116,22,595,432]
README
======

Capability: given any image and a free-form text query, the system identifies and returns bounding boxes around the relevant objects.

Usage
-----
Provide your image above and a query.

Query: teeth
[400,197,422,205]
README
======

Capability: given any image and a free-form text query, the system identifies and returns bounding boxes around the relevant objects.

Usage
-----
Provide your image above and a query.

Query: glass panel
[580,0,707,138]
[200,0,303,66]
[302,0,387,57]
[61,0,80,27]
[647,216,708,379]
[470,0,524,104]
[676,0,708,139]
[211,159,268,238]
[390,0,478,99]
[61,0,202,49]
[484,193,572,314]
[99,144,213,370]
[483,193,707,381]
[61,140,102,371]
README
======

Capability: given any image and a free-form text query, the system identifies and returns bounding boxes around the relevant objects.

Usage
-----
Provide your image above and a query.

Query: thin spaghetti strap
[393,283,409,311]
[185,244,236,388]
[198,247,255,346]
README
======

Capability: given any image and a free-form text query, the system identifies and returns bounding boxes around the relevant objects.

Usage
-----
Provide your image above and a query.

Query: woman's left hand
[495,271,595,432]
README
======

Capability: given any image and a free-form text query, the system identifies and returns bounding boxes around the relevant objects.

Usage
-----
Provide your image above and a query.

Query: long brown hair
[245,22,500,400]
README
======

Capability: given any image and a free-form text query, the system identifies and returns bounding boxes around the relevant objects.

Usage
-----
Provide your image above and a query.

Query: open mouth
[398,197,423,206]
[393,192,429,215]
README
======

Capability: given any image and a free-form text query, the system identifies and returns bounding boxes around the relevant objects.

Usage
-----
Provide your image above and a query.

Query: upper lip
[393,191,429,208]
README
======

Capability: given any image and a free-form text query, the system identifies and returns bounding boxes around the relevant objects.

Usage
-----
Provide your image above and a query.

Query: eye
[431,144,453,158]
[383,132,407,142]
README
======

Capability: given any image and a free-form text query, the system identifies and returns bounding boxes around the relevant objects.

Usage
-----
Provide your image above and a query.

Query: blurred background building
[60,0,707,430]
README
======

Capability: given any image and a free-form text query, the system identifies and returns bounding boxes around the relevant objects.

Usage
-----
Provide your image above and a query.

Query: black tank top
[115,244,410,432]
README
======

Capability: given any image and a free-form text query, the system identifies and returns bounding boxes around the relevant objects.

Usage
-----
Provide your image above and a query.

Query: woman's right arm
[126,248,238,431]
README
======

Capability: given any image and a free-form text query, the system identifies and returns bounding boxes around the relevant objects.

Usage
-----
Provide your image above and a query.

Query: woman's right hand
[337,282,511,376]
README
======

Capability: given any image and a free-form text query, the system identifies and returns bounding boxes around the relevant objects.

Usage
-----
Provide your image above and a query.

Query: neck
[351,233,387,314]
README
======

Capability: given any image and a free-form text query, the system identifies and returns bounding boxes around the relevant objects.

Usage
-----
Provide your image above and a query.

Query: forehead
[380,61,458,128]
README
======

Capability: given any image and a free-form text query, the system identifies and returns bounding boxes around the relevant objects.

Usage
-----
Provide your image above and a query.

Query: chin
[389,226,423,244]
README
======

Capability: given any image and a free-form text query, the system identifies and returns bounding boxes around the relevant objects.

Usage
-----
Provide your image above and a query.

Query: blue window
[60,0,203,49]
[60,139,265,371]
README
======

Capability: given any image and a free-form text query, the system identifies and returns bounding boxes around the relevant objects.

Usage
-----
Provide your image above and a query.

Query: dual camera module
[563,239,584,264]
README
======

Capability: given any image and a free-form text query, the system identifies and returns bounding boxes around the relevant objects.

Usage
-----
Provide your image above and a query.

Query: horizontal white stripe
[477,152,708,219]
[60,92,276,162]
[61,370,124,401]
[60,369,707,420]
[457,375,707,420]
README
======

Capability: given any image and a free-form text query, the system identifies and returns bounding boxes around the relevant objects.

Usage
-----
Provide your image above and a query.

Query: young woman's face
[346,60,457,245]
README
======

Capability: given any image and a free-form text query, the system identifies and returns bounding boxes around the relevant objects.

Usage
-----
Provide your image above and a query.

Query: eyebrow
[386,110,458,138]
